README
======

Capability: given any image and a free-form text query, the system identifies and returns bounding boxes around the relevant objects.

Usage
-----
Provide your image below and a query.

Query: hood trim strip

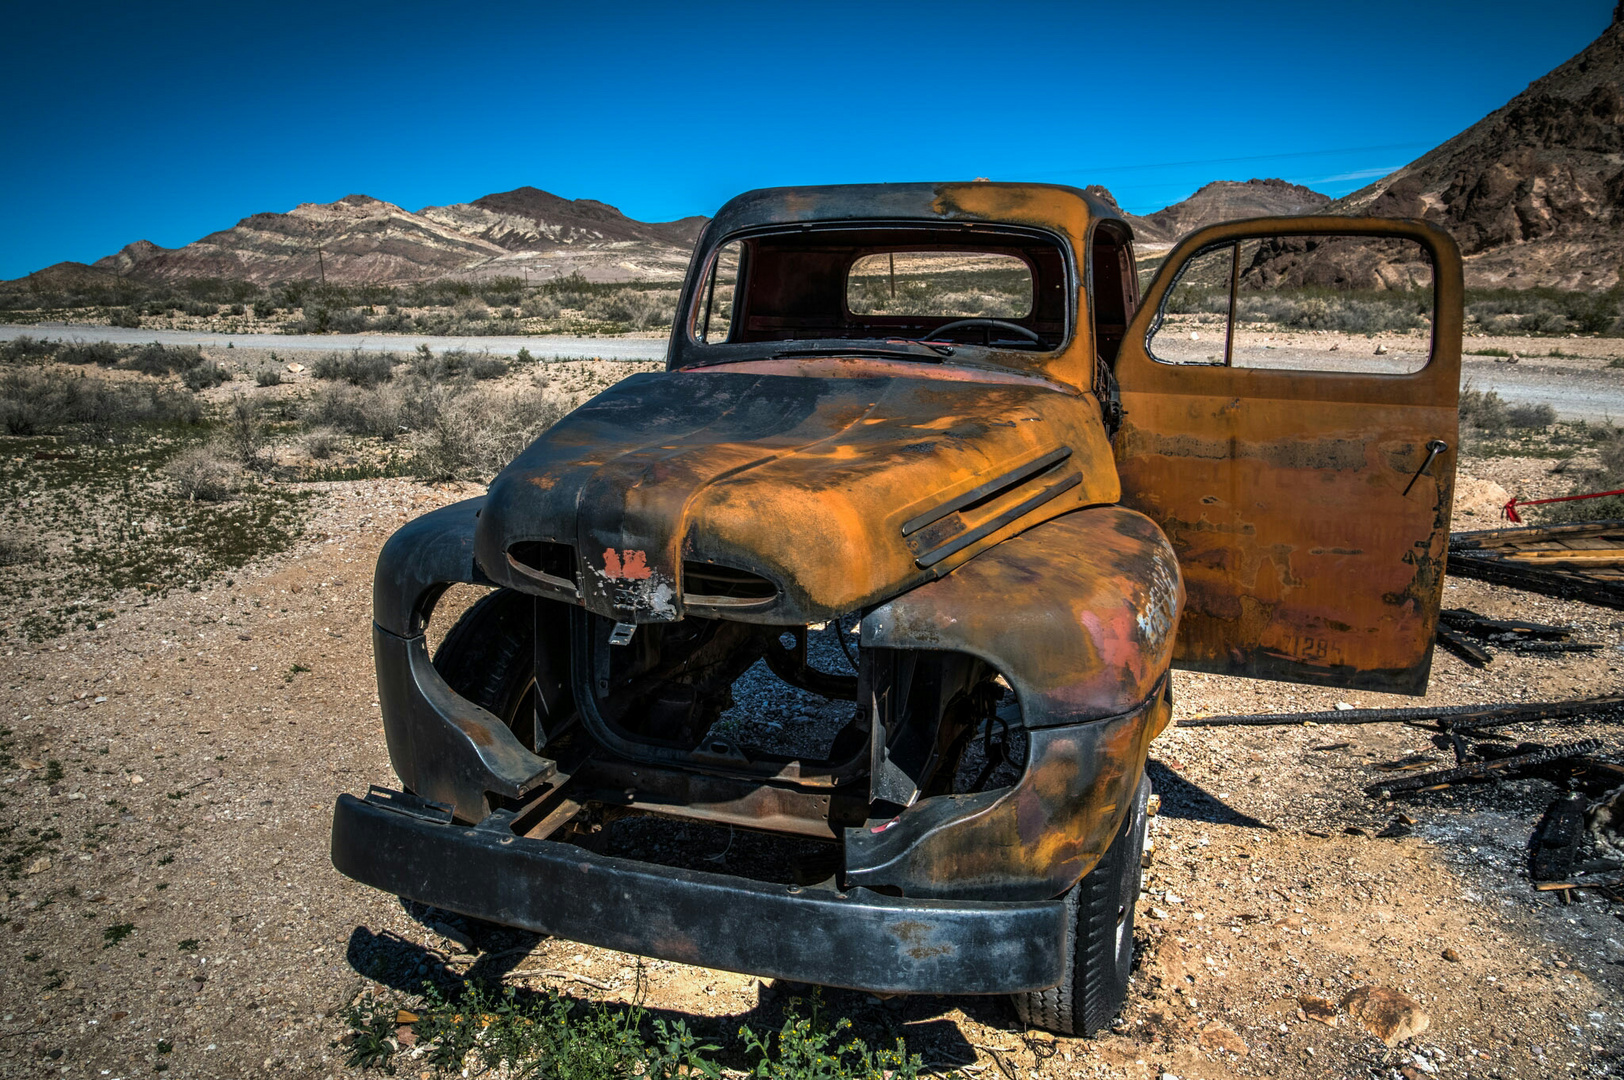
[901,446,1073,538]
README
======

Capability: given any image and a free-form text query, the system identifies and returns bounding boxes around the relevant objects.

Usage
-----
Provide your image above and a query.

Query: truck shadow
[1146,758,1272,829]
[345,908,988,1069]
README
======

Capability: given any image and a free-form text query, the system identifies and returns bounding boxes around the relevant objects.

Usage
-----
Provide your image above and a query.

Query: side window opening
[692,240,743,344]
[1147,234,1436,373]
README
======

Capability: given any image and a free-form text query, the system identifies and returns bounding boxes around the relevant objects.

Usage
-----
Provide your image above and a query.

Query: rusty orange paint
[1113,216,1462,694]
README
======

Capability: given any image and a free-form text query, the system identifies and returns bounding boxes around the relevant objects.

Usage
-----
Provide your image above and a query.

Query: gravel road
[1463,355,1624,422]
[7,323,1624,420]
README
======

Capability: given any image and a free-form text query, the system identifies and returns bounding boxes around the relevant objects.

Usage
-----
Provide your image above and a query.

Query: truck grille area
[682,562,778,604]
[507,540,578,591]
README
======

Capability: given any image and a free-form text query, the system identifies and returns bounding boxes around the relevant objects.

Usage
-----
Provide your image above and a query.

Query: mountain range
[16,10,1624,292]
[1335,6,1624,289]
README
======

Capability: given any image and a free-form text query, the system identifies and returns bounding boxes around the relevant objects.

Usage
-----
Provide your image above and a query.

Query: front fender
[847,507,1184,900]
[862,506,1183,726]
[372,498,555,821]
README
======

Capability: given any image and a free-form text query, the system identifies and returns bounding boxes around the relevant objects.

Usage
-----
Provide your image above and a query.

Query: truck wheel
[1011,774,1150,1037]
[432,589,547,748]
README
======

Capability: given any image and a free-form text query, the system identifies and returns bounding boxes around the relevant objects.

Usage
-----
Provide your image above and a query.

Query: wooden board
[1448,521,1624,608]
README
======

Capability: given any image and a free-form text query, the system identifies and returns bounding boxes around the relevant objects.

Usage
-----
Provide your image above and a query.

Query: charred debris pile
[1186,521,1624,908]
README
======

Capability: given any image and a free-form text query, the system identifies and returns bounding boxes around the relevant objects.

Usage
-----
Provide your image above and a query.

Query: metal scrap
[1439,608,1571,641]
[1435,623,1492,667]
[1178,694,1624,730]
[1365,738,1602,796]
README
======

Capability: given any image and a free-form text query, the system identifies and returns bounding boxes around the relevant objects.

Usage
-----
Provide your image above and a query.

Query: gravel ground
[4,459,1624,1078]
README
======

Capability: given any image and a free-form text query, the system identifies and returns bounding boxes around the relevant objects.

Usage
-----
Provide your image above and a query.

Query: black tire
[1011,774,1151,1036]
[433,589,554,750]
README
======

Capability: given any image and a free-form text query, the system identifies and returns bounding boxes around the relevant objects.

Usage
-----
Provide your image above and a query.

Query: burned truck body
[332,183,1461,1034]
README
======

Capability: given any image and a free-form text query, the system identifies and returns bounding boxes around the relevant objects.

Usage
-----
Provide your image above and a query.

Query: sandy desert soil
[4,395,1624,1078]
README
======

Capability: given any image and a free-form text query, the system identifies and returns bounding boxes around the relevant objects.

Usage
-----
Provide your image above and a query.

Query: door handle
[1402,439,1449,496]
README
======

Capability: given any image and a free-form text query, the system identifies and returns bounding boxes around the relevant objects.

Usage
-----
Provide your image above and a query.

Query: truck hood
[475,367,1119,624]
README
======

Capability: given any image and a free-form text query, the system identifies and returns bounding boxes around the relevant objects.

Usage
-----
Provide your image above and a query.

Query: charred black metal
[331,790,1068,995]
[1435,623,1493,667]
[1366,739,1603,796]
[1439,608,1572,641]
[1179,695,1624,730]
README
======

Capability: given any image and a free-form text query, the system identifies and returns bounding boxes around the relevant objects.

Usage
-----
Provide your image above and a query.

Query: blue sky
[0,0,1613,280]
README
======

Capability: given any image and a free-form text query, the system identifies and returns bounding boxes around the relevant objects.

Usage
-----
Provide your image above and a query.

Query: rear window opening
[846,251,1034,319]
[689,225,1069,353]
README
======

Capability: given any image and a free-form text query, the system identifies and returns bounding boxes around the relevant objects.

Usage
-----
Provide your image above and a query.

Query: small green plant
[102,922,135,948]
[343,984,927,1079]
[43,760,63,784]
[177,938,200,952]
[157,854,174,866]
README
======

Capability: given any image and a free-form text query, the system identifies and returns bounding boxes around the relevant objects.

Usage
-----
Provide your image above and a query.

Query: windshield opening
[688,225,1069,354]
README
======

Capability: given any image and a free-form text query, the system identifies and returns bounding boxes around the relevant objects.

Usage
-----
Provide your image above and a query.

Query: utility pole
[317,248,326,286]
[888,251,896,299]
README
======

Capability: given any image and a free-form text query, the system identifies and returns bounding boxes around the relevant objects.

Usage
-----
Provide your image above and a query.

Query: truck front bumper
[331,788,1068,996]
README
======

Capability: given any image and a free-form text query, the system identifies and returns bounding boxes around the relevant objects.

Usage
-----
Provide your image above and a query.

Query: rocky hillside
[1086,180,1332,246]
[1335,8,1624,288]
[88,189,706,286]
[1143,179,1331,242]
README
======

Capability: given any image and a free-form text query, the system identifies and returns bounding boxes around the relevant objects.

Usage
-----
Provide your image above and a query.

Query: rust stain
[601,548,653,580]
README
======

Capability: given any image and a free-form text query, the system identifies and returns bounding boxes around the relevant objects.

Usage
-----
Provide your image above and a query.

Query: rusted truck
[332,182,1460,1034]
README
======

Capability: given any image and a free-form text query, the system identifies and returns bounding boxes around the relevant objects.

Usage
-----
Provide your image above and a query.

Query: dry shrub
[0,368,201,435]
[162,446,239,502]
[1506,403,1557,429]
[0,533,32,567]
[223,393,270,469]
[1459,386,1508,434]
[413,383,569,481]
[303,427,342,460]
[306,382,412,439]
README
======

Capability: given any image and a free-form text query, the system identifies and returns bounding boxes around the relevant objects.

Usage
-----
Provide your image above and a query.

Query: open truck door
[1111,217,1462,695]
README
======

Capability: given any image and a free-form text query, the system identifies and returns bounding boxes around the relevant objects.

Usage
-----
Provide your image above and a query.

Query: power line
[1026,141,1435,179]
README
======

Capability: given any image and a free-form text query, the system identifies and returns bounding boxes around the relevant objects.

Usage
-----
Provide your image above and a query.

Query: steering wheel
[923,319,1042,345]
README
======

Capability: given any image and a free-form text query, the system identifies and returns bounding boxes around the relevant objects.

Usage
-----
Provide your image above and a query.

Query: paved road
[0,323,669,362]
[7,323,1624,421]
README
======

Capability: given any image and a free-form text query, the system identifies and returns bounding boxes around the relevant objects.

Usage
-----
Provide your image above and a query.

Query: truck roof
[705,182,1129,245]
